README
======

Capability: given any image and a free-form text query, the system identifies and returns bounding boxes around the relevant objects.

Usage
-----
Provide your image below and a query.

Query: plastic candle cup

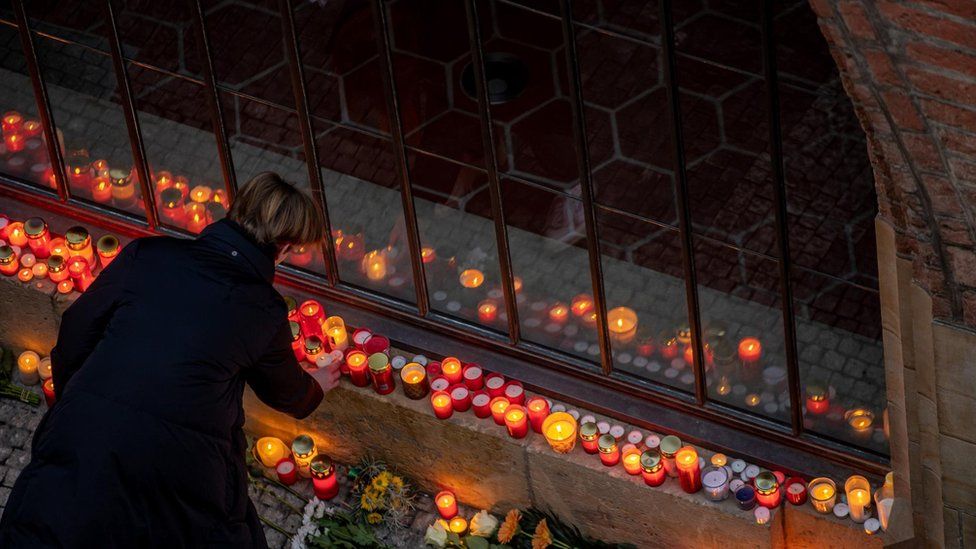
[754,472,782,508]
[448,516,468,536]
[640,451,666,486]
[701,465,731,501]
[23,217,51,259]
[805,383,829,415]
[435,491,458,519]
[275,458,298,486]
[324,316,349,351]
[548,303,569,324]
[659,435,682,478]
[189,185,212,204]
[352,328,373,350]
[253,436,288,467]
[808,478,837,514]
[42,378,56,407]
[17,351,40,385]
[65,226,94,264]
[526,397,550,433]
[622,445,643,475]
[431,391,453,419]
[2,111,23,135]
[441,357,463,385]
[845,408,875,437]
[304,336,324,364]
[598,434,620,466]
[17,267,32,282]
[299,300,325,338]
[37,357,52,380]
[710,453,728,468]
[96,235,121,269]
[6,222,27,247]
[736,486,757,511]
[400,363,429,400]
[420,246,436,263]
[0,245,18,276]
[363,335,390,355]
[108,169,136,207]
[607,306,638,341]
[291,435,316,478]
[579,422,599,454]
[845,475,872,523]
[67,256,94,292]
[290,322,306,363]
[310,455,339,500]
[57,279,74,294]
[346,350,370,387]
[785,477,808,505]
[504,405,529,439]
[458,269,484,288]
[462,364,483,391]
[675,446,702,494]
[430,376,449,393]
[504,382,525,405]
[489,397,510,425]
[875,473,894,531]
[367,353,395,395]
[477,300,498,323]
[450,386,472,412]
[542,412,577,454]
[363,250,387,281]
[471,392,491,418]
[91,176,113,203]
[738,337,762,364]
[571,294,594,318]
[31,262,48,279]
[485,373,506,398]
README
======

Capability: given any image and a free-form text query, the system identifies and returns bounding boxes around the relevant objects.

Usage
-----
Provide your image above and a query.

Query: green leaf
[465,536,490,549]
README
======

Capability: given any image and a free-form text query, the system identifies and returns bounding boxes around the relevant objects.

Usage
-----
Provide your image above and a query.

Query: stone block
[0,275,59,354]
[932,323,976,395]
[939,435,976,510]
[780,503,882,548]
[961,512,976,549]
[937,388,976,445]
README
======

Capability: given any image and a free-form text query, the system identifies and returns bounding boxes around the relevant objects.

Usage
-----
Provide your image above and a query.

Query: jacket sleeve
[51,239,139,393]
[245,318,324,419]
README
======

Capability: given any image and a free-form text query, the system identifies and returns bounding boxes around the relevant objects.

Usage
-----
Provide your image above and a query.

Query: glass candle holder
[291,434,316,478]
[324,316,348,351]
[845,408,875,438]
[299,300,325,338]
[579,422,599,454]
[253,436,289,467]
[400,363,429,400]
[276,458,298,486]
[17,351,40,385]
[701,465,731,501]
[875,474,894,532]
[310,454,339,500]
[37,357,52,380]
[675,446,702,493]
[754,472,782,508]
[640,451,666,486]
[430,391,453,419]
[440,357,463,385]
[67,256,94,292]
[622,445,642,475]
[808,477,837,514]
[435,491,458,519]
[367,353,395,395]
[462,364,483,391]
[0,245,19,276]
[845,475,872,523]
[458,268,484,288]
[65,226,94,264]
[598,434,620,466]
[285,296,298,322]
[450,386,471,412]
[659,435,682,477]
[526,397,550,434]
[607,306,638,342]
[805,383,829,415]
[290,322,306,363]
[42,378,56,407]
[346,350,370,387]
[304,336,324,364]
[504,405,529,439]
[108,169,136,207]
[471,392,491,418]
[489,397,510,425]
[542,412,577,454]
[785,477,808,505]
[736,486,756,510]
[96,235,121,269]
[23,217,51,259]
[352,328,372,350]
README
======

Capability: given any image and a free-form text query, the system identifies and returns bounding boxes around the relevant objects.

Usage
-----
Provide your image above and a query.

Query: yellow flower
[532,518,552,549]
[390,476,404,491]
[374,474,390,490]
[367,512,383,524]
[497,509,521,544]
[361,493,374,511]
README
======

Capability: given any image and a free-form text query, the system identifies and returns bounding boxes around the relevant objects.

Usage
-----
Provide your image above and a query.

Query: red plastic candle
[784,477,808,506]
[485,373,506,398]
[352,328,372,350]
[548,303,569,324]
[2,111,23,135]
[441,357,463,385]
[42,378,56,407]
[477,300,498,323]
[431,391,453,419]
[364,334,390,355]
[526,397,550,433]
[0,246,19,276]
[6,222,26,247]
[660,336,679,360]
[754,472,782,508]
[641,451,666,486]
[683,345,694,365]
[622,445,643,475]
[91,177,113,204]
[571,294,594,318]
[462,364,483,390]
[276,458,298,486]
[805,385,829,415]
[738,337,762,364]
[489,396,510,425]
[23,218,51,259]
[504,382,525,405]
[435,491,458,519]
[346,350,369,387]
[471,392,491,418]
[96,235,121,269]
[450,386,471,412]
[675,446,702,493]
[580,422,599,454]
[429,376,450,393]
[68,256,94,292]
[367,353,395,395]
[504,405,529,439]
[598,434,620,466]
[4,132,24,153]
[299,300,325,338]
[310,455,339,500]
[426,361,442,378]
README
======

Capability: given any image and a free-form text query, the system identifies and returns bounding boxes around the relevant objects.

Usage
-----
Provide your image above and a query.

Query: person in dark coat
[0,173,340,548]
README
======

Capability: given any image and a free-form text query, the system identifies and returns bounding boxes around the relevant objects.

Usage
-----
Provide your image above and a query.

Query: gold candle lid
[304,336,323,354]
[640,450,663,473]
[754,471,778,494]
[65,226,90,248]
[47,254,65,271]
[309,454,334,479]
[159,187,183,208]
[368,352,390,373]
[0,245,14,264]
[291,434,315,456]
[289,321,302,342]
[108,168,130,186]
[676,323,692,345]
[23,217,46,237]
[806,382,827,400]
[579,422,599,441]
[659,435,682,457]
[597,434,617,453]
[96,234,120,254]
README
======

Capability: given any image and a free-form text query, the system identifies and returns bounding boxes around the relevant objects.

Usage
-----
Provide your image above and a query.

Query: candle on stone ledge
[754,471,782,508]
[448,516,468,536]
[738,337,762,365]
[37,357,52,380]
[67,256,94,292]
[324,316,348,351]
[441,357,463,385]
[253,436,288,468]
[675,446,701,493]
[4,131,24,153]
[17,267,32,283]
[57,279,74,294]
[290,322,306,363]
[808,477,837,514]
[526,397,550,433]
[96,235,121,269]
[65,226,94,264]
[304,336,324,365]
[640,451,666,486]
[299,300,325,338]
[17,351,40,385]
[352,328,372,350]
[367,353,395,395]
[785,477,808,505]
[477,300,498,323]
[310,454,339,500]
[489,397,510,425]
[185,202,209,233]
[542,412,577,454]
[571,294,594,318]
[504,381,525,405]
[89,176,112,204]
[23,217,51,259]
[875,472,894,532]
[598,434,620,466]
[363,335,389,355]
[291,435,316,478]
[659,435,682,478]
[450,386,471,413]
[504,405,529,439]
[462,364,483,391]
[420,246,436,264]
[275,458,298,486]
[622,445,642,475]
[607,306,638,342]
[435,491,458,519]
[363,250,387,281]
[400,363,429,400]
[845,408,874,437]
[659,333,679,360]
[845,475,872,523]
[2,111,23,135]
[805,383,829,415]
[485,373,506,398]
[7,222,27,247]
[579,422,599,454]
[42,378,56,407]
[31,262,47,279]
[431,391,453,419]
[458,268,484,288]
[189,185,212,204]
[109,168,136,207]
[471,392,491,418]
[548,303,569,324]
[701,465,731,501]
[0,246,19,276]
[736,486,757,511]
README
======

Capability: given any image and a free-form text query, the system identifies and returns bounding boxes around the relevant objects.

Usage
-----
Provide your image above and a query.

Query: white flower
[469,510,498,537]
[424,521,449,548]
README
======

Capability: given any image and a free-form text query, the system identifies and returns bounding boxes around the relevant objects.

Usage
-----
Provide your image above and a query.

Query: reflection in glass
[26,0,109,51]
[115,0,201,77]
[598,211,689,392]
[129,65,225,233]
[34,38,145,217]
[0,24,55,190]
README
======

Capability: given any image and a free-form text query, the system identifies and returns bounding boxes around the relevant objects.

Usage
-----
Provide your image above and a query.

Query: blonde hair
[228,172,326,249]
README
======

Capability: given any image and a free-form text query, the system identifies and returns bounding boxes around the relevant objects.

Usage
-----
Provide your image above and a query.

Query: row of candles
[14,350,58,407]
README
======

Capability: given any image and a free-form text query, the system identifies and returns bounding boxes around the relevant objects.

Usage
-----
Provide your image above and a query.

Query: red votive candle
[675,446,702,494]
[290,322,306,362]
[504,405,529,439]
[304,336,324,365]
[23,217,51,259]
[352,327,372,350]
[805,384,829,415]
[363,335,389,355]
[67,256,94,292]
[504,382,525,405]
[431,390,453,419]
[622,445,643,475]
[784,477,808,505]
[441,357,463,385]
[299,300,325,338]
[450,386,471,412]
[598,434,620,466]
[489,396,510,425]
[462,364,483,390]
[754,472,782,508]
[310,455,339,500]
[42,378,56,407]
[275,458,298,486]
[426,361,442,378]
[580,422,599,454]
[641,451,666,486]
[96,235,121,269]
[429,376,450,393]
[477,300,498,323]
[485,373,506,398]
[0,246,19,276]
[435,491,458,519]
[526,396,550,433]
[738,337,762,364]
[346,350,369,387]
[367,353,395,395]
[660,335,679,360]
[471,392,491,418]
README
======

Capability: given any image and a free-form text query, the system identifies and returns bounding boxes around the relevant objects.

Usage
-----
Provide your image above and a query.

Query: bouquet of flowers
[349,458,416,527]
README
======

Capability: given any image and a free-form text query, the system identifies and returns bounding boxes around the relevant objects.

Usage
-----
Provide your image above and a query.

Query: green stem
[252,472,310,501]
[258,514,294,537]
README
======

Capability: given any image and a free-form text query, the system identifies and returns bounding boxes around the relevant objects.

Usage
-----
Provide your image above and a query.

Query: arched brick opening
[808,1,976,545]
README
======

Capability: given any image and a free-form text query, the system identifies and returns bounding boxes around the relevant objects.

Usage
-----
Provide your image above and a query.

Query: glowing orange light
[459,269,484,288]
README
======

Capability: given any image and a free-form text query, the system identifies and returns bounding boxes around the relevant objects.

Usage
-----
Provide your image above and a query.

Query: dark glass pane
[0,24,55,190]
[794,270,888,454]
[696,237,790,424]
[599,211,690,392]
[502,178,599,364]
[35,37,145,218]
[115,0,201,77]
[26,0,109,51]
[315,124,416,302]
[293,0,388,134]
[204,0,294,109]
[129,65,225,233]
[410,153,503,329]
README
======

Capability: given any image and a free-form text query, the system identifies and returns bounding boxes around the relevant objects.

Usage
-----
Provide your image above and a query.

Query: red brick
[948,157,976,182]
[939,218,974,247]
[931,294,952,318]
[924,174,964,215]
[962,290,976,326]
[807,0,836,18]
[901,131,946,172]
[882,90,926,130]
[938,127,976,157]
[920,98,976,130]
[948,245,976,287]
[913,0,976,20]
[905,66,976,104]
[839,1,878,40]
[905,41,976,79]
[878,0,976,50]
[864,48,902,85]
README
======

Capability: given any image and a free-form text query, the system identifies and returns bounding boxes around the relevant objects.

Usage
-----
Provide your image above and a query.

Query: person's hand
[309,360,342,394]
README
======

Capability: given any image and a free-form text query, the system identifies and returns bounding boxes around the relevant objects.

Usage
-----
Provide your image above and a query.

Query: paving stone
[0,487,10,507]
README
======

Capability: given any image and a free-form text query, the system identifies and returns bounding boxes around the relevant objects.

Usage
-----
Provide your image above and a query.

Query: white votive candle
[17,351,40,385]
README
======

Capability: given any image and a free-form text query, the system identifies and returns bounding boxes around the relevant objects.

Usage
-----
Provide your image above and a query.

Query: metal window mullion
[558,0,613,376]
[188,0,237,201]
[11,0,69,202]
[462,0,521,345]
[278,0,340,286]
[102,0,158,229]
[371,0,429,316]
[761,0,803,436]
[660,0,708,405]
